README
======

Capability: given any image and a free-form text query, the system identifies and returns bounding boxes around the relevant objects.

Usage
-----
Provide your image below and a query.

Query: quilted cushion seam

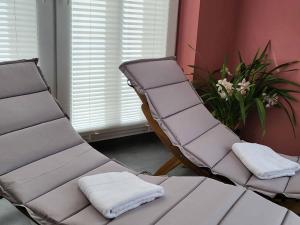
[25,159,112,206]
[0,114,65,137]
[145,93,182,145]
[161,102,202,120]
[0,88,47,101]
[280,210,290,225]
[151,177,208,225]
[145,80,188,91]
[3,146,99,185]
[0,138,84,177]
[216,189,247,225]
[182,122,220,147]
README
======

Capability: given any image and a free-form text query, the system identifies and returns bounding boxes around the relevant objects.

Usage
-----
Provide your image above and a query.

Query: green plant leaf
[259,40,271,60]
[234,63,242,75]
[277,101,296,137]
[238,51,244,63]
[268,61,299,73]
[279,68,300,73]
[220,64,227,78]
[255,98,266,135]
[235,93,246,124]
[270,78,300,88]
[281,98,297,124]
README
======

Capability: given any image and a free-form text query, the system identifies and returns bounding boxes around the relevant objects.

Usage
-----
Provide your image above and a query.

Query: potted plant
[191,41,300,135]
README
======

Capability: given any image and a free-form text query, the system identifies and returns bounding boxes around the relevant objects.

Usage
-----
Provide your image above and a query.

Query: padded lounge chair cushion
[0,59,299,225]
[119,57,300,199]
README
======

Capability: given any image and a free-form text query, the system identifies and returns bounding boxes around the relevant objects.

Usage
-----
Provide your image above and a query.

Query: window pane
[0,0,38,61]
[71,0,170,132]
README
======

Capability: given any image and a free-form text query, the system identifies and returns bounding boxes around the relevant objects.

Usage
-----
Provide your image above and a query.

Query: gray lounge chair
[0,59,299,225]
[119,57,300,206]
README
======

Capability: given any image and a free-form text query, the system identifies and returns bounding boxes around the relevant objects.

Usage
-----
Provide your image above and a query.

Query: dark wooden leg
[273,197,300,215]
[154,156,181,175]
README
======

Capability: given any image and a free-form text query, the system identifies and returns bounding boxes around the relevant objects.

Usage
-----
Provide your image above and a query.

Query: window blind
[0,0,38,61]
[71,0,171,133]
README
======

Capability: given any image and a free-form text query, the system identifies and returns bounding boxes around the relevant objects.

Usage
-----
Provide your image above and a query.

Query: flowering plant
[192,42,300,135]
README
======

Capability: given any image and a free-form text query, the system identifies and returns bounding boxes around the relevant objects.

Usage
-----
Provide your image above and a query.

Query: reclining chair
[0,59,299,225]
[119,57,300,211]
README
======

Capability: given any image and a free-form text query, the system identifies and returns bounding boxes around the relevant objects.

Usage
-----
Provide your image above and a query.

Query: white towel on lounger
[78,171,164,218]
[232,142,300,179]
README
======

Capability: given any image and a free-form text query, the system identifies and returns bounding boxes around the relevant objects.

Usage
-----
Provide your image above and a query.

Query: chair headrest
[0,58,47,99]
[119,57,187,94]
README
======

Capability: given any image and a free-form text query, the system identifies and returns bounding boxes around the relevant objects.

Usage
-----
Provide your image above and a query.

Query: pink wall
[195,0,240,73]
[176,0,201,80]
[235,0,300,155]
[176,0,300,155]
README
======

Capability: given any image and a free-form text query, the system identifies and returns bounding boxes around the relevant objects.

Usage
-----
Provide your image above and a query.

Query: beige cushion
[0,59,299,225]
[0,91,64,135]
[0,60,47,99]
[120,57,300,199]
[0,143,109,204]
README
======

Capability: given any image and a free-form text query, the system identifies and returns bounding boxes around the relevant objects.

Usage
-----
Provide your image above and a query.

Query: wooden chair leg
[154,156,181,176]
[273,197,300,215]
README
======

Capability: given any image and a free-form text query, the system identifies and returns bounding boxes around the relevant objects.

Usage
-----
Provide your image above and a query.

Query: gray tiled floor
[0,133,195,224]
[91,133,196,176]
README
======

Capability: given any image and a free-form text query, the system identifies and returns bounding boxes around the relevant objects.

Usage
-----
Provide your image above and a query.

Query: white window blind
[71,0,173,133]
[0,0,38,61]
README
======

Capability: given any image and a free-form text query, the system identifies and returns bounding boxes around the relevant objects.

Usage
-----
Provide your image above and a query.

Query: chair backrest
[0,59,83,176]
[120,57,240,167]
[120,57,220,145]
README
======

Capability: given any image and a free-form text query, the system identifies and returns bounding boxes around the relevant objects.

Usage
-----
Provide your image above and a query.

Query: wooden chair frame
[138,93,233,184]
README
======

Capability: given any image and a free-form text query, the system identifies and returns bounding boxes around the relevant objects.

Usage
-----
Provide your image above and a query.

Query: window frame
[45,0,179,140]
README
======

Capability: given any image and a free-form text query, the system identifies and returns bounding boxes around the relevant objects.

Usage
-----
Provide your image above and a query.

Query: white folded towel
[232,142,300,179]
[78,171,164,218]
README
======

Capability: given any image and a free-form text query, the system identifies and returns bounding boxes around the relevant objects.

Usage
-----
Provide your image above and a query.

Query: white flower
[216,78,233,100]
[237,78,250,95]
[263,93,278,107]
[218,90,228,99]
